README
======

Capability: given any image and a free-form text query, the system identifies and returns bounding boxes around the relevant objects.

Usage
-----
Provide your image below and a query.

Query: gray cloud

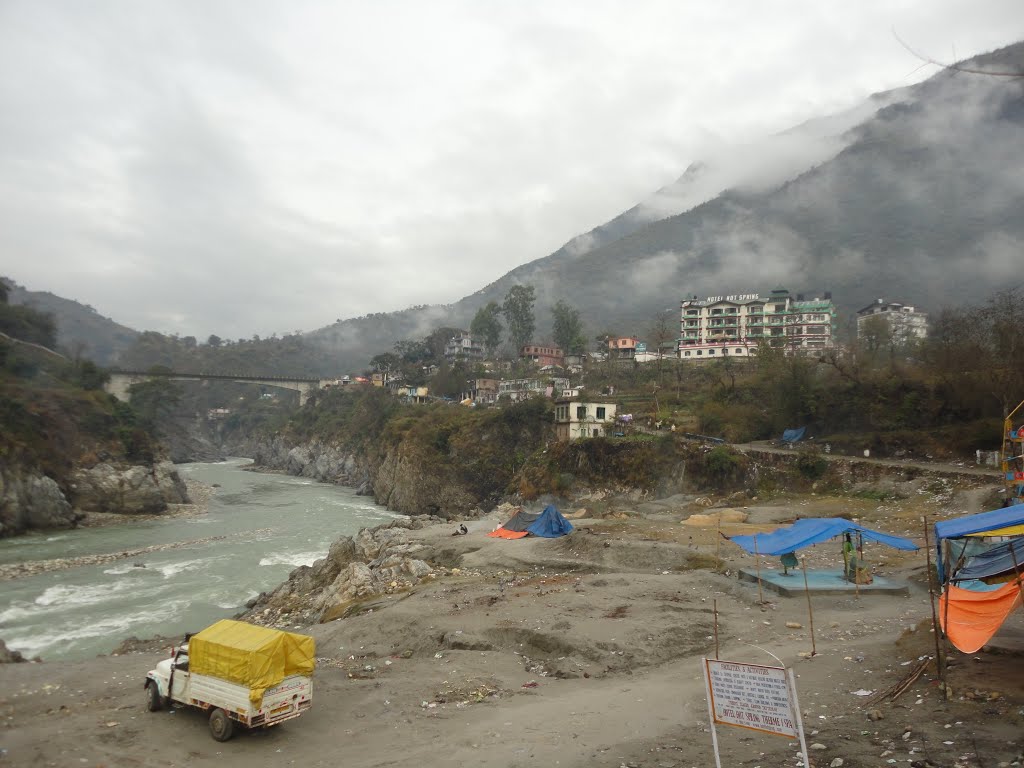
[0,0,1022,339]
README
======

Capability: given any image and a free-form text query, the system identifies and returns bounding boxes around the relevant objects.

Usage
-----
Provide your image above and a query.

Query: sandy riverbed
[2,490,1022,768]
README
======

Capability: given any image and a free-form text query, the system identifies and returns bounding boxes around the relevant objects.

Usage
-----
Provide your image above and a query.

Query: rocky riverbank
[248,435,484,518]
[0,460,193,538]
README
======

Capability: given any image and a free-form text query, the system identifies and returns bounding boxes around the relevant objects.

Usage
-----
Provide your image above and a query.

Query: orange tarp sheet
[938,580,1023,653]
[487,528,528,539]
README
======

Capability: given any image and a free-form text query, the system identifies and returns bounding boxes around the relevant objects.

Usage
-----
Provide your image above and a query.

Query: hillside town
[314,287,928,441]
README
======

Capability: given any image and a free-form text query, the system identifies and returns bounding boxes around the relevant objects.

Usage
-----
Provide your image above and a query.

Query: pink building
[519,344,564,368]
[608,336,639,360]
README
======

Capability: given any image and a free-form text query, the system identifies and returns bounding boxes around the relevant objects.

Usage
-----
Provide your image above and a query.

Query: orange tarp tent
[938,579,1023,653]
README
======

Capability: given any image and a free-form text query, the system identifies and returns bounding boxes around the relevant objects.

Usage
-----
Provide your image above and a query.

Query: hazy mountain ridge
[302,42,1023,368]
[3,278,138,365]
[10,42,1023,375]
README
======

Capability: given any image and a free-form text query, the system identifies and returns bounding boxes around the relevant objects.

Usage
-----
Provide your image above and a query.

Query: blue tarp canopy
[954,537,1024,581]
[526,505,574,538]
[934,506,1024,540]
[781,427,806,444]
[730,518,918,556]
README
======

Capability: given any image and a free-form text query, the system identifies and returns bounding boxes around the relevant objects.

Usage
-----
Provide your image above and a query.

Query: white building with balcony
[444,330,484,361]
[678,288,837,361]
[554,399,618,440]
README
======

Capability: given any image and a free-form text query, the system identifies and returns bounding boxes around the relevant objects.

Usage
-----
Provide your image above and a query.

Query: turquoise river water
[0,459,399,661]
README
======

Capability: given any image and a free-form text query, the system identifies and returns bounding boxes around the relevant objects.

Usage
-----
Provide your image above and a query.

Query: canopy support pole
[800,555,816,657]
[1010,542,1024,618]
[941,539,953,694]
[713,599,720,660]
[923,517,946,700]
[753,534,764,606]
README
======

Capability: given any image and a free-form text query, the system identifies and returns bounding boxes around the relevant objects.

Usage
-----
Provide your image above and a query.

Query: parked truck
[144,619,315,741]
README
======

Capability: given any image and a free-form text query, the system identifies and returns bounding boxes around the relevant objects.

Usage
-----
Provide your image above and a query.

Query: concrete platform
[738,567,909,597]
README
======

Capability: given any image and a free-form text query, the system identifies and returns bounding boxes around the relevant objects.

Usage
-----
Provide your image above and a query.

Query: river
[0,459,400,661]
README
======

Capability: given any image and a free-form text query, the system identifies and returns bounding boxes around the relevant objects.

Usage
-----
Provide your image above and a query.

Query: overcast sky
[0,1,1020,340]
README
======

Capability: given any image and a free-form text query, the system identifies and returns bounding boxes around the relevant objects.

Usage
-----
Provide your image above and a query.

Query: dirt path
[738,441,1003,479]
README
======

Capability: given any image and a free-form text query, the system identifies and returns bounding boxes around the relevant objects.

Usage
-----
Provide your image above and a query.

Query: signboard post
[703,658,810,767]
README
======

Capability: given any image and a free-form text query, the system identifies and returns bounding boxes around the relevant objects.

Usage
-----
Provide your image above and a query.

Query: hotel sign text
[705,293,760,303]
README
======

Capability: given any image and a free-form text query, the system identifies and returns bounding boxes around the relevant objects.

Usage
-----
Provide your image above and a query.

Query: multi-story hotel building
[678,288,837,361]
[855,299,928,342]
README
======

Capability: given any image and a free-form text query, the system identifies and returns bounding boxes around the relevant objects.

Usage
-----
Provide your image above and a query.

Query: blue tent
[935,506,1024,582]
[781,427,806,444]
[729,517,918,556]
[934,506,1024,540]
[954,537,1024,582]
[526,505,574,538]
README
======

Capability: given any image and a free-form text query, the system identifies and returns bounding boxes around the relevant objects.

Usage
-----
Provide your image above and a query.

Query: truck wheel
[209,708,234,742]
[145,681,162,712]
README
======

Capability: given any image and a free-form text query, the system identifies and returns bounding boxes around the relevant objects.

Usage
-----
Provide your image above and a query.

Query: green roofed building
[678,287,836,362]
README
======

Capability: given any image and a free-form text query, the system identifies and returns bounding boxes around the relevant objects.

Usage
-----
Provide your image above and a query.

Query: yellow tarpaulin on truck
[189,619,315,705]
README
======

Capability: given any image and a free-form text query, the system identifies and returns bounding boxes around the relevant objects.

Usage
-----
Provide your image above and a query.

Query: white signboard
[704,659,797,737]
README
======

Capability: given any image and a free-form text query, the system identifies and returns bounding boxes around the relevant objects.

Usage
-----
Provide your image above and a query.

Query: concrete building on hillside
[444,330,484,361]
[678,288,837,361]
[554,399,618,440]
[462,378,499,405]
[855,299,928,342]
[607,336,639,361]
[519,344,564,368]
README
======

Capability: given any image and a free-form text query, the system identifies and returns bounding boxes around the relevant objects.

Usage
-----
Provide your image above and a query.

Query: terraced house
[678,288,836,361]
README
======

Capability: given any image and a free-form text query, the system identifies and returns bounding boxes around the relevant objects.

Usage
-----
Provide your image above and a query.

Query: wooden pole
[1009,540,1024,616]
[713,599,720,659]
[801,555,817,656]
[922,516,946,699]
[716,515,722,561]
[753,534,764,606]
[941,537,953,691]
[854,533,861,600]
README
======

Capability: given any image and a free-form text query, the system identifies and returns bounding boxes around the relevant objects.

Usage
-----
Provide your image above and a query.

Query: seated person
[844,554,873,584]
[780,552,799,575]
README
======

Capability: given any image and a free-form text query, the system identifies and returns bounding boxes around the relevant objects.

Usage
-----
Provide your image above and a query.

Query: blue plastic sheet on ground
[525,505,574,538]
[781,427,806,443]
[729,517,918,556]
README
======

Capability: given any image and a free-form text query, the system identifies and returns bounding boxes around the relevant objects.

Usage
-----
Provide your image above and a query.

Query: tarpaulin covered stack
[488,506,574,539]
[487,509,539,539]
[934,507,1024,653]
[189,619,315,704]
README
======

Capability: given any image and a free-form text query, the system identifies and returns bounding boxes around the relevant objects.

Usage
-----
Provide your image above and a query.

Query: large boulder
[69,461,190,515]
[0,466,77,537]
[247,518,439,625]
